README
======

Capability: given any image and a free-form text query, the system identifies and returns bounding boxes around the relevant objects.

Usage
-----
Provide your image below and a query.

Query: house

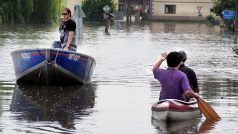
[151,0,213,21]
[118,0,151,15]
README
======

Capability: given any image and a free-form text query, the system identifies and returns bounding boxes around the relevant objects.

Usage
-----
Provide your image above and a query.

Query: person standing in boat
[152,51,199,101]
[179,51,199,93]
[52,8,77,51]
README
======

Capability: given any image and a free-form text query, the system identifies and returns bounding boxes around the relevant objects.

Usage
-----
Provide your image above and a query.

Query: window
[165,5,176,14]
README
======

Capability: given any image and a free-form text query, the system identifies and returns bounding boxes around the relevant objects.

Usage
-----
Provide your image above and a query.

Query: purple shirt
[153,68,191,101]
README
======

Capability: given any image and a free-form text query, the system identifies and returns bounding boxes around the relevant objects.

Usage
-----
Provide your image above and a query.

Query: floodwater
[0,21,238,133]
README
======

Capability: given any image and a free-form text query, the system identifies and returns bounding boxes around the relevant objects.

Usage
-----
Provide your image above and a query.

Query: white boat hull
[152,99,201,121]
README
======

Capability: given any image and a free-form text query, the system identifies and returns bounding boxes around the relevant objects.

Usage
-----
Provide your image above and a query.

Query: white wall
[152,0,213,20]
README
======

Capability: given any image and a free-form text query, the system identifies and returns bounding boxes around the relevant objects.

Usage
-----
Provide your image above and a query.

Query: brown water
[0,22,238,133]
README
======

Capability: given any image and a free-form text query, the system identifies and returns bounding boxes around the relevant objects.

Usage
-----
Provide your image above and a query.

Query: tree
[82,0,116,21]
[212,0,235,17]
[0,0,66,24]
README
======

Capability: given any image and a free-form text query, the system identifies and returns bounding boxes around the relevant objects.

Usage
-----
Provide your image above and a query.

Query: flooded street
[0,21,238,133]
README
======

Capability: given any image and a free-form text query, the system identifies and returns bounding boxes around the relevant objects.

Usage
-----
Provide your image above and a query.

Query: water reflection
[198,119,218,133]
[199,77,238,113]
[10,84,96,129]
[151,118,220,133]
[150,22,220,34]
[151,118,200,133]
[0,21,238,133]
[164,23,176,33]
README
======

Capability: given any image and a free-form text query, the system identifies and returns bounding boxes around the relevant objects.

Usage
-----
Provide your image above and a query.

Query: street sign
[223,10,235,20]
[103,5,110,13]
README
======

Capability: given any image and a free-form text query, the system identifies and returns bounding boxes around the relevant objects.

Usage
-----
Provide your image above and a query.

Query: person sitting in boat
[152,51,199,101]
[52,8,77,51]
[179,51,199,93]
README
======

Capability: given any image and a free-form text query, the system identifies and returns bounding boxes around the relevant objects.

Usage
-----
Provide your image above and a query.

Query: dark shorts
[51,41,77,51]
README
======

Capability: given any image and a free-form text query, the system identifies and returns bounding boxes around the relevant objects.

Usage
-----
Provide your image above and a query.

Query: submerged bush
[82,0,116,21]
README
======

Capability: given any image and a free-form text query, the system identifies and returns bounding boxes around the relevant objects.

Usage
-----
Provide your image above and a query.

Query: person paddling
[152,51,199,101]
[179,51,199,93]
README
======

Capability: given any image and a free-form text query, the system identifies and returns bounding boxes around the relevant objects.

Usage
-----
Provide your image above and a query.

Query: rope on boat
[52,49,60,66]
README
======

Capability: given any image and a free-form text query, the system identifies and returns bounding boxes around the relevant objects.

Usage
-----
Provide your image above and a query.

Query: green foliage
[0,0,66,24]
[82,0,116,21]
[212,0,235,17]
[206,15,219,25]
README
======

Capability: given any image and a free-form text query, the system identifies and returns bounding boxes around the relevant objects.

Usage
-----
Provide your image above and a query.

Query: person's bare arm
[184,90,199,99]
[64,31,74,50]
[152,52,167,71]
[193,87,199,93]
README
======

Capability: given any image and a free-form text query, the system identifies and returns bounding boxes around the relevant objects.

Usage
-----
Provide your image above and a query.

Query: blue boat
[11,48,96,85]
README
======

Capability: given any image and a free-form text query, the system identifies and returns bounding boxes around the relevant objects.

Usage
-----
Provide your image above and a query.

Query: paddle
[197,98,221,121]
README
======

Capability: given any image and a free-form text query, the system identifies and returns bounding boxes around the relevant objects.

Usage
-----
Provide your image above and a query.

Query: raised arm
[152,52,167,71]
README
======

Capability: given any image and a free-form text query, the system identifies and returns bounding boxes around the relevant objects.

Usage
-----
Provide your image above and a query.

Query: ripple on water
[0,22,238,133]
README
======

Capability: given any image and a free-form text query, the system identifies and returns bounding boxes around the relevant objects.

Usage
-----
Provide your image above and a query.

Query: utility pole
[103,5,111,35]
[126,0,132,23]
[235,0,238,43]
[10,0,14,24]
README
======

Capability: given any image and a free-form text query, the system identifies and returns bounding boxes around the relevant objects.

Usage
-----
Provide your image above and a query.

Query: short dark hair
[167,51,183,67]
[179,51,187,62]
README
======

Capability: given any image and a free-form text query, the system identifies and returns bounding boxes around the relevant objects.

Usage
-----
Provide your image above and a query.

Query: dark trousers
[51,41,77,51]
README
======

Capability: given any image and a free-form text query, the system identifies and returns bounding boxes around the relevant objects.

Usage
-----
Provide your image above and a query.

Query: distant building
[151,0,213,21]
[67,0,118,14]
[118,0,151,15]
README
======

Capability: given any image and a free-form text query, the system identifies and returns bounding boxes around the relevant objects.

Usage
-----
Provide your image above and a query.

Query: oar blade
[197,98,221,121]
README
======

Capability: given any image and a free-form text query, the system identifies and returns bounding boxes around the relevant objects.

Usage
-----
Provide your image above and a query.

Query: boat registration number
[68,54,80,61]
[21,53,30,59]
